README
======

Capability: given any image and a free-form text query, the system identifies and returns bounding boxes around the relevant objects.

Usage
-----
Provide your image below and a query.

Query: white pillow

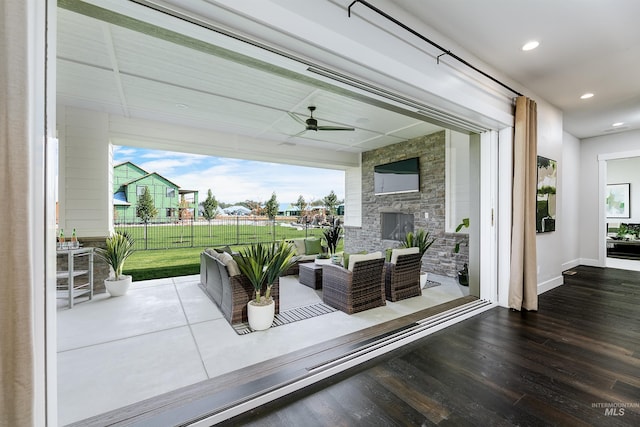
[288,239,306,256]
[348,251,383,272]
[390,246,419,264]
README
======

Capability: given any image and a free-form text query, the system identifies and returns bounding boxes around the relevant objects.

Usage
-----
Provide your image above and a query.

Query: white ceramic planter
[105,275,132,297]
[420,272,429,288]
[247,299,275,330]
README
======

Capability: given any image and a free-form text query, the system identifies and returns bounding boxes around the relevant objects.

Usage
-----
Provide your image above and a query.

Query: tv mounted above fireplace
[374,157,420,195]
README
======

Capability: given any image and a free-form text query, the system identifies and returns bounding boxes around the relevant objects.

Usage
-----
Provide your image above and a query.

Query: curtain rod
[347,0,523,97]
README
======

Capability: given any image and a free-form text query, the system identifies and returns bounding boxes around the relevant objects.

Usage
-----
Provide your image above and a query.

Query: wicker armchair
[322,257,386,314]
[384,252,422,301]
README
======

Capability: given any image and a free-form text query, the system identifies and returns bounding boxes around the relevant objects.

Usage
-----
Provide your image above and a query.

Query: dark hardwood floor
[223,266,640,426]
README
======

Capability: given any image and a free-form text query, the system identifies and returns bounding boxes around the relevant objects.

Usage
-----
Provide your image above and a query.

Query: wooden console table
[57,247,94,308]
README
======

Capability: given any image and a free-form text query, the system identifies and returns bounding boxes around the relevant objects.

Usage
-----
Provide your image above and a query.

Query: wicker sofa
[322,252,385,314]
[199,249,280,325]
[384,247,422,302]
[281,237,325,276]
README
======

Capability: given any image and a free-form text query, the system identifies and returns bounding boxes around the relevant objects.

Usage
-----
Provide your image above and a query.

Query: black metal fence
[114,217,325,250]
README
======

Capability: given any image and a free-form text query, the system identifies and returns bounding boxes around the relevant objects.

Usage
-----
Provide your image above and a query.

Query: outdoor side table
[299,262,323,289]
[56,247,94,308]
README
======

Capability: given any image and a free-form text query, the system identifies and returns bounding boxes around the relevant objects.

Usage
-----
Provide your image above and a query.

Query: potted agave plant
[400,228,436,287]
[95,231,135,296]
[235,241,295,330]
[323,219,343,265]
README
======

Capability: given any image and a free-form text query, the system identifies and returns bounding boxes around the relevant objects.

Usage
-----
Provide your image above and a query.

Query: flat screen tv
[374,157,420,195]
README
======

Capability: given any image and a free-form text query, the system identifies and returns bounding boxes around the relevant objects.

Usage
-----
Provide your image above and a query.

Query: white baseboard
[606,257,640,271]
[561,259,580,271]
[537,275,563,295]
[579,257,603,267]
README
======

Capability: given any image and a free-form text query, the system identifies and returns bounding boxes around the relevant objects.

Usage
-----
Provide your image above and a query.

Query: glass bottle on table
[71,228,78,248]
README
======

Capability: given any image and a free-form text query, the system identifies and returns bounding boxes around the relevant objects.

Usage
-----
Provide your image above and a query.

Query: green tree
[136,187,157,223]
[264,192,279,220]
[202,190,218,237]
[323,190,339,216]
[202,189,218,238]
[295,195,306,221]
[136,187,157,243]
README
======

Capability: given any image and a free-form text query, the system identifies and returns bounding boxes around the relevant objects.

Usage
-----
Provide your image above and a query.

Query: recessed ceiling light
[580,93,594,99]
[612,122,624,127]
[522,41,540,51]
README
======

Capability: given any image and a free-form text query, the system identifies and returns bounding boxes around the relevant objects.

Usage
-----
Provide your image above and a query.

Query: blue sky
[113,146,345,205]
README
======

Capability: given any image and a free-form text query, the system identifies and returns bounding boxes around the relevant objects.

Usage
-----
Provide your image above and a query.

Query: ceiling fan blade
[287,112,307,126]
[317,126,356,131]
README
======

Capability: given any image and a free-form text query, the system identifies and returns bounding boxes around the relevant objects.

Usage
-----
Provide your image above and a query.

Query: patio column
[57,106,113,290]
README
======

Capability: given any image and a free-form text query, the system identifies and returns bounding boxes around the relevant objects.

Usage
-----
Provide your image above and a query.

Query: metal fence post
[236,216,240,245]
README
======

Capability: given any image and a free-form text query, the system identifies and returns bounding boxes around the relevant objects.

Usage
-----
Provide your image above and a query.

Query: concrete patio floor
[56,273,468,425]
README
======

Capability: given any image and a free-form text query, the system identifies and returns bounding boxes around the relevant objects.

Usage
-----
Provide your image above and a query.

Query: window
[167,188,176,198]
[137,185,147,196]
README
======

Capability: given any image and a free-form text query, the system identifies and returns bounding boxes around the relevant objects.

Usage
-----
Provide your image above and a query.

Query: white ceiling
[57,0,640,161]
[56,5,444,158]
[388,0,640,139]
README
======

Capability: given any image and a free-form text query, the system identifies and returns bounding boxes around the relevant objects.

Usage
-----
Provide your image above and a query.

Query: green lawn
[122,239,344,282]
[123,247,204,281]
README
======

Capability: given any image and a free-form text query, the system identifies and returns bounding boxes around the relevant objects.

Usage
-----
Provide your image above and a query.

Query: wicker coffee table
[299,262,323,289]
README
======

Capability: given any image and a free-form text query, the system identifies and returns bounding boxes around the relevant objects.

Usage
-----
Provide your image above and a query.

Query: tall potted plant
[400,229,435,287]
[454,218,470,285]
[95,231,135,296]
[235,241,295,330]
[323,219,342,264]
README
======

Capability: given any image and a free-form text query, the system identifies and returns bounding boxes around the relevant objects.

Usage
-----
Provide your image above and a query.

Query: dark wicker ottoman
[299,262,323,289]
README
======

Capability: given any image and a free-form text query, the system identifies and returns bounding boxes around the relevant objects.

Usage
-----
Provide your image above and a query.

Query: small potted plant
[95,231,135,296]
[235,241,295,330]
[400,228,436,287]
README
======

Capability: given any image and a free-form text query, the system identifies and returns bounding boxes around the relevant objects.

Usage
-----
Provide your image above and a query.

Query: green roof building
[113,161,198,223]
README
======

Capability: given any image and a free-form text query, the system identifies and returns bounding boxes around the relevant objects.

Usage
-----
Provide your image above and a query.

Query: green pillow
[385,248,393,262]
[304,238,323,255]
[342,252,350,268]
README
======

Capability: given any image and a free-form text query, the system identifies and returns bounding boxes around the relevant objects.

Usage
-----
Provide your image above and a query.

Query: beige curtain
[509,96,538,311]
[1,1,35,426]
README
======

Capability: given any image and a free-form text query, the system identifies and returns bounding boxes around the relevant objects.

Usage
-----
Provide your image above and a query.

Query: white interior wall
[579,129,640,264]
[561,131,581,270]
[534,100,565,293]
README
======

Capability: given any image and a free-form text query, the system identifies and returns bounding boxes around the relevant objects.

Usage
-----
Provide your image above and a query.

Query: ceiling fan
[289,106,355,133]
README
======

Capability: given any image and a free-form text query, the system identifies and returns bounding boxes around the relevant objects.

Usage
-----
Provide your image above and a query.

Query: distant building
[112,161,199,222]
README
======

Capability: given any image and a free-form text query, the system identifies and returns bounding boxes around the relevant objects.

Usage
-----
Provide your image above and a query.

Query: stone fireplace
[343,130,469,277]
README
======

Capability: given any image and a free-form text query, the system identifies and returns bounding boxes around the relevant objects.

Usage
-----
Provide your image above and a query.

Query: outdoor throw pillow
[390,246,419,264]
[288,238,306,256]
[219,251,240,276]
[305,238,322,255]
[348,251,383,272]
